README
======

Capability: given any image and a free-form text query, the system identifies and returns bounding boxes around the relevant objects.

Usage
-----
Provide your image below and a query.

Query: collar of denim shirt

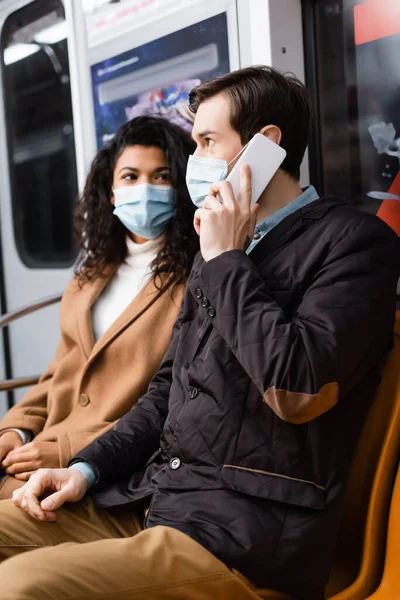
[246,185,320,255]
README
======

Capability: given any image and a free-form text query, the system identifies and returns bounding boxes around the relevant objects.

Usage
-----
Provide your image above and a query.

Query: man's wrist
[69,462,97,488]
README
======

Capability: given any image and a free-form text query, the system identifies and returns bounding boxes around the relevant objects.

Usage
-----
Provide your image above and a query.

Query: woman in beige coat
[0,116,198,498]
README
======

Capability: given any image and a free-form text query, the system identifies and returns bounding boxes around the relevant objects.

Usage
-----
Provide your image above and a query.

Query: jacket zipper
[191,323,213,364]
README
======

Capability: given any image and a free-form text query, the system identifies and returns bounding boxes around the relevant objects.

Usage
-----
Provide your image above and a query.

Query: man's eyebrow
[194,129,219,139]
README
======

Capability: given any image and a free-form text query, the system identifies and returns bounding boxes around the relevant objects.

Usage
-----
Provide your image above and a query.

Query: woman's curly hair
[74,116,198,290]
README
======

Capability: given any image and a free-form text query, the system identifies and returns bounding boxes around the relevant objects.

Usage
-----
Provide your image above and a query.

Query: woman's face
[111,145,170,203]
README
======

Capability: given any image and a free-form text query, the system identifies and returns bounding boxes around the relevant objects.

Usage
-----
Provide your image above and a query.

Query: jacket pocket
[220,464,325,510]
[192,323,213,364]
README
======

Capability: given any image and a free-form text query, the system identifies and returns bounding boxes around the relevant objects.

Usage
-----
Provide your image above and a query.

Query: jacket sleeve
[71,308,183,482]
[0,334,68,437]
[190,220,400,424]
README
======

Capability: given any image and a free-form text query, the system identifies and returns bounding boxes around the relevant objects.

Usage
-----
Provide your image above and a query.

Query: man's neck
[256,169,303,224]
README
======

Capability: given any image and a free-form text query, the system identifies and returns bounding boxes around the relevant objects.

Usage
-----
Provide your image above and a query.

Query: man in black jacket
[0,67,399,600]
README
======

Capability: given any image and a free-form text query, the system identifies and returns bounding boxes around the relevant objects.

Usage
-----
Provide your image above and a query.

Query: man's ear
[259,125,282,146]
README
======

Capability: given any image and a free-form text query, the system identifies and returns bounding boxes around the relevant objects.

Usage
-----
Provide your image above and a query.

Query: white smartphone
[226,133,287,205]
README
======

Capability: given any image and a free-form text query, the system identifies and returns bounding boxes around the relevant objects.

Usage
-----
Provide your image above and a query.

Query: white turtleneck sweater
[91,235,164,341]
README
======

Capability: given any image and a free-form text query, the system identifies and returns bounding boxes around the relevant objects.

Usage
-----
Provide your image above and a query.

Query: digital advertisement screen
[91,12,231,148]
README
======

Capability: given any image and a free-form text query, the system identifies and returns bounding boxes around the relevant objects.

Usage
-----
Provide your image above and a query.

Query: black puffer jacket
[75,197,400,599]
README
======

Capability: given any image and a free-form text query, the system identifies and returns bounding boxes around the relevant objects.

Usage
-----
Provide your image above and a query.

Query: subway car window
[1,0,78,268]
[305,0,400,229]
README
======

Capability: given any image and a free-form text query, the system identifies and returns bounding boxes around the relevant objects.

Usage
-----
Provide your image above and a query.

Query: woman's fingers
[14,471,36,481]
[2,443,36,468]
[5,460,36,475]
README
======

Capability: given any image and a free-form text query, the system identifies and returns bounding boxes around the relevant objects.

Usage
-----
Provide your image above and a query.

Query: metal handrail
[0,292,62,391]
[0,293,62,329]
[0,376,41,391]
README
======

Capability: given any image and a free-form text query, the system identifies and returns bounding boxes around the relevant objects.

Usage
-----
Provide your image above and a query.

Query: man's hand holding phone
[194,164,258,262]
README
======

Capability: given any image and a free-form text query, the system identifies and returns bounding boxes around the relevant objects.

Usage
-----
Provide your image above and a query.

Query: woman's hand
[2,441,60,480]
[12,467,88,521]
[0,431,23,464]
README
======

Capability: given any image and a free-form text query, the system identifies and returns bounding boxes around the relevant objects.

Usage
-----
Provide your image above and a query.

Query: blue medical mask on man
[113,183,175,239]
[185,144,248,208]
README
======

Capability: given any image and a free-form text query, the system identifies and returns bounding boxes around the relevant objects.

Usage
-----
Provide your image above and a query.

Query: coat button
[195,288,203,299]
[254,232,261,240]
[208,307,216,318]
[201,297,209,308]
[170,457,181,470]
[79,393,90,406]
[189,387,199,399]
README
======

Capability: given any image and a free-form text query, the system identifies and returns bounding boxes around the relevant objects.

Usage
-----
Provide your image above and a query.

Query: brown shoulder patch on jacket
[263,382,339,424]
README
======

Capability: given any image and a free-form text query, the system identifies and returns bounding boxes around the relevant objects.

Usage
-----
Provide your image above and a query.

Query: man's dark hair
[189,65,311,180]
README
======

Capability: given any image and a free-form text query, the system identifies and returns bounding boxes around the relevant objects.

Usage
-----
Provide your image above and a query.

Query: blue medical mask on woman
[185,144,248,208]
[113,183,175,239]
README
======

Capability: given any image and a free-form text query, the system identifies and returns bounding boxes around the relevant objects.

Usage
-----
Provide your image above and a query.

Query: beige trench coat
[0,268,183,498]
